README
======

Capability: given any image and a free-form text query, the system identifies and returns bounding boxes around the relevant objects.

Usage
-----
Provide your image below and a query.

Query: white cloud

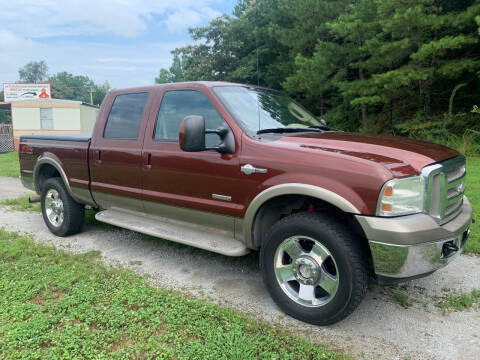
[0,38,188,88]
[165,7,221,32]
[0,0,223,38]
[0,0,227,88]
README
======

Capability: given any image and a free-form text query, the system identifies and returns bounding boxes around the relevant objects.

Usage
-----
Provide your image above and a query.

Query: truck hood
[280,132,458,177]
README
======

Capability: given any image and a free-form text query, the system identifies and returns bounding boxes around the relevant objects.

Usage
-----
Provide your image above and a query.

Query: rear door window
[104,92,149,139]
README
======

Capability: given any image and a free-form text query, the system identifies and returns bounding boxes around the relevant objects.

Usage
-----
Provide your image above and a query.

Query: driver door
[141,88,243,232]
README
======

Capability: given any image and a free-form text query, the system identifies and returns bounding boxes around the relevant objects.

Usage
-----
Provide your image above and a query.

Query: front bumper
[356,197,472,282]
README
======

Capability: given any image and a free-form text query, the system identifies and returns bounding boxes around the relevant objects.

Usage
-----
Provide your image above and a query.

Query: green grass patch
[0,228,349,360]
[0,151,20,177]
[393,292,411,308]
[437,289,480,313]
[465,157,479,254]
[0,195,41,212]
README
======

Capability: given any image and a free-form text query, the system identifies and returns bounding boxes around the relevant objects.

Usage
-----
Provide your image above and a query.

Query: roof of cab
[109,81,247,95]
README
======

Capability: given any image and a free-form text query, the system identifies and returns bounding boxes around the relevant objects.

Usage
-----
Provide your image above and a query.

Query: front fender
[242,183,361,248]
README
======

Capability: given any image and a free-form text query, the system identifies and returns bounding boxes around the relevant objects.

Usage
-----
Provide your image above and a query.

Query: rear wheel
[260,212,368,325]
[41,177,85,236]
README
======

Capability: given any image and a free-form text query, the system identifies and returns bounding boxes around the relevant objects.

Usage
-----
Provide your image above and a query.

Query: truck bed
[18,133,94,206]
[19,133,92,142]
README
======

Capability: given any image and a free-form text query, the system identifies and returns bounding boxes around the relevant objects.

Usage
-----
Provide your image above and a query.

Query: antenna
[256,5,260,131]
[89,87,94,105]
[256,35,260,87]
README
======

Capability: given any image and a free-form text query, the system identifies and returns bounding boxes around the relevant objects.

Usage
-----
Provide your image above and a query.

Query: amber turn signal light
[381,203,392,212]
[383,186,393,196]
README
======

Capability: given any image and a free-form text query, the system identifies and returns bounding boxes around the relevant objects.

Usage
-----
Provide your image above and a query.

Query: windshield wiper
[257,127,323,135]
[308,125,342,132]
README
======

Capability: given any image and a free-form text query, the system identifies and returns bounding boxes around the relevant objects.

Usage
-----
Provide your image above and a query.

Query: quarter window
[104,92,149,139]
[155,90,225,146]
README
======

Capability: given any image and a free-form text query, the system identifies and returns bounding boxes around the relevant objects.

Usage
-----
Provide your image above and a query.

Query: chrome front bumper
[356,197,472,281]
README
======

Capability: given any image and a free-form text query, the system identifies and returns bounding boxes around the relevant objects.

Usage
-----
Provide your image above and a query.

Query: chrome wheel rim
[45,189,64,227]
[274,236,339,307]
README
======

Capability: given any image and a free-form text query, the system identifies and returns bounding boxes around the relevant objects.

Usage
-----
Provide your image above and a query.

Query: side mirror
[179,115,206,152]
[179,115,235,154]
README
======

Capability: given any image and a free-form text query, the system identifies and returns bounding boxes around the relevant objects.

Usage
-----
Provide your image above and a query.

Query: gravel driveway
[0,177,479,360]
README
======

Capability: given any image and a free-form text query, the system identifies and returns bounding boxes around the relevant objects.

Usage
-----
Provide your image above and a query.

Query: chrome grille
[422,156,466,223]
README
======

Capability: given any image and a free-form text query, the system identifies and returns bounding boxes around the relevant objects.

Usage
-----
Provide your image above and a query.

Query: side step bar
[95,208,249,257]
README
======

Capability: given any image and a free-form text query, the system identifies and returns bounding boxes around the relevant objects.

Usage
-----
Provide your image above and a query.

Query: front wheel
[260,212,368,325]
[41,177,85,237]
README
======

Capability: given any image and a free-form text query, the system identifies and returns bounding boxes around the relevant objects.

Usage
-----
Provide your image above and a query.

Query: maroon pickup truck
[19,81,472,325]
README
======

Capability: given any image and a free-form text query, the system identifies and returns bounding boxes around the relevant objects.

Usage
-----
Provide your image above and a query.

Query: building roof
[0,98,99,109]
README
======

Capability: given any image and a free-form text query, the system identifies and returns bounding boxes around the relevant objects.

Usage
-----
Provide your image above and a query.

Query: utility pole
[89,87,94,105]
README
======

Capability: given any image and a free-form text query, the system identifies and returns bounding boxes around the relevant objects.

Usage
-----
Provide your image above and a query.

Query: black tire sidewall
[260,212,365,325]
[41,177,84,237]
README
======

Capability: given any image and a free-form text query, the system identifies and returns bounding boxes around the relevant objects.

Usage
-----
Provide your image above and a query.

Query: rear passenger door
[90,91,152,211]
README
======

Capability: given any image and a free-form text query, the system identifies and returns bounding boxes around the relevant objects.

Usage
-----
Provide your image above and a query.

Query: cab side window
[104,92,149,140]
[155,90,225,146]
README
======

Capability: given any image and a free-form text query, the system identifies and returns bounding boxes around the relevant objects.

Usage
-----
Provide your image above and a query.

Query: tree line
[10,60,109,106]
[155,0,480,150]
[1,61,110,123]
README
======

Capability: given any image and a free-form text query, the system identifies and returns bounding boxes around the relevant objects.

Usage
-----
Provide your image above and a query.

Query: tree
[155,69,175,84]
[48,72,110,105]
[0,91,11,124]
[156,0,480,137]
[18,61,48,83]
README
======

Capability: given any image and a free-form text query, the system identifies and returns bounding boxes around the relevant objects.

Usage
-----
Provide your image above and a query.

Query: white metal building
[0,98,98,149]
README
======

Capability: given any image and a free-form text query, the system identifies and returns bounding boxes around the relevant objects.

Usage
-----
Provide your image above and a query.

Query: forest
[156,0,480,154]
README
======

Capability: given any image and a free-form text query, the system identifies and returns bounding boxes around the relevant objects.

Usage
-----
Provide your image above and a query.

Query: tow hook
[442,241,459,258]
[28,196,41,203]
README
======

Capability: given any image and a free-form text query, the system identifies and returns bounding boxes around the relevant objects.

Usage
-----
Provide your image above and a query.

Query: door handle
[95,150,102,164]
[143,152,152,170]
[240,164,267,175]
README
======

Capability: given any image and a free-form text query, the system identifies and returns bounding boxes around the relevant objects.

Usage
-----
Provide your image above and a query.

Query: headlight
[377,176,425,216]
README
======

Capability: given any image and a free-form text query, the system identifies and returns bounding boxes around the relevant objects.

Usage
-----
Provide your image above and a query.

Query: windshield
[212,86,321,133]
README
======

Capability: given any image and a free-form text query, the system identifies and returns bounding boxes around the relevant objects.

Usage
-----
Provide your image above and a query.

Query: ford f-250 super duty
[19,81,473,325]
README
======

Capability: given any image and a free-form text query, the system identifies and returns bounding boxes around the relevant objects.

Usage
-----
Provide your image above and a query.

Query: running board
[95,208,249,257]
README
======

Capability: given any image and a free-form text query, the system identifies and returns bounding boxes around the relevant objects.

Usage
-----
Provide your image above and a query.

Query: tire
[260,212,368,326]
[41,177,85,237]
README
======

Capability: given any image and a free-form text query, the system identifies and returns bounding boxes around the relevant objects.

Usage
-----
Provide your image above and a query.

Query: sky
[0,0,237,89]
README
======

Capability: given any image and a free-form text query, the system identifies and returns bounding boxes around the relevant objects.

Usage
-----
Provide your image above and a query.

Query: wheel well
[36,164,61,193]
[251,194,371,259]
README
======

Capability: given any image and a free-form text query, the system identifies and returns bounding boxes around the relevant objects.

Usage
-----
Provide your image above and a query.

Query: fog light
[442,241,458,258]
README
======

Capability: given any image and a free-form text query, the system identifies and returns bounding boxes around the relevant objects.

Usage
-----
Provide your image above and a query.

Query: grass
[0,228,349,360]
[392,292,411,308]
[465,157,479,254]
[437,289,480,313]
[0,195,40,212]
[0,151,20,177]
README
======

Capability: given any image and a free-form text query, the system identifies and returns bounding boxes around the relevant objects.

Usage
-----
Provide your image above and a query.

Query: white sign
[3,83,52,102]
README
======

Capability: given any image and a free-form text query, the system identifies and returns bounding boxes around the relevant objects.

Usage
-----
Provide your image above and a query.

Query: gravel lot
[0,177,479,360]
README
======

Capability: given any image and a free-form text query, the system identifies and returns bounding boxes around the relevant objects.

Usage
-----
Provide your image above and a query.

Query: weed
[437,289,480,313]
[393,292,411,308]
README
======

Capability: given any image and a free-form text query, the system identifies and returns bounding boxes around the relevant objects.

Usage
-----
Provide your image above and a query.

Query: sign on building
[3,83,52,102]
